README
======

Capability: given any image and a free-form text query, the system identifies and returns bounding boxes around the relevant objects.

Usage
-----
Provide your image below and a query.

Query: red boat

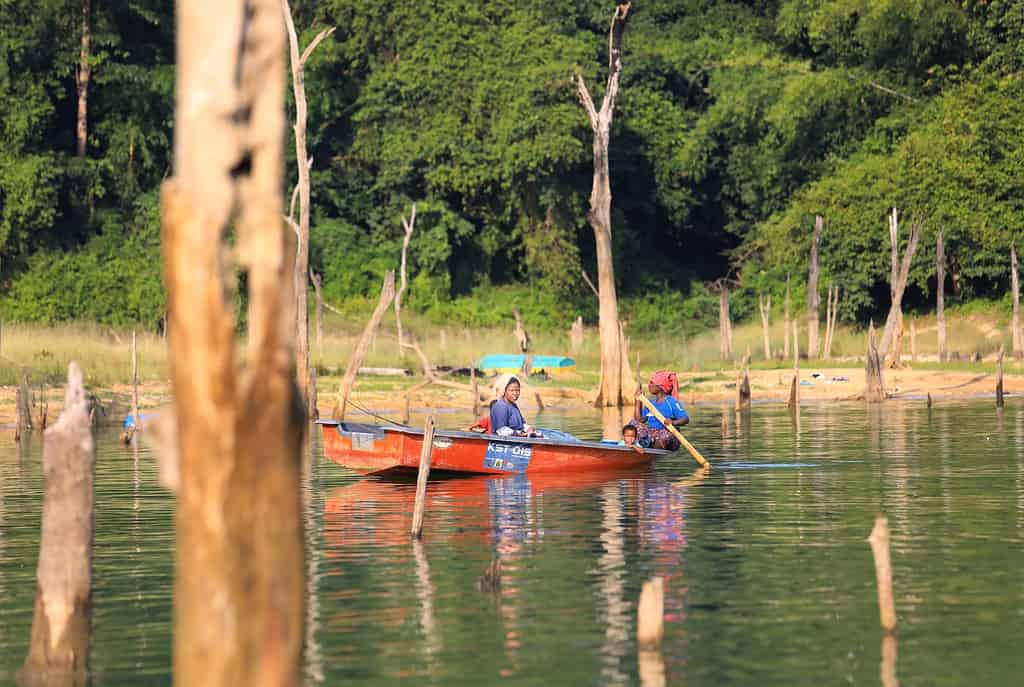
[317,420,671,475]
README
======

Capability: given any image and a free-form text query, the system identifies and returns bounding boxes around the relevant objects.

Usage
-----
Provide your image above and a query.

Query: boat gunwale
[315,419,674,456]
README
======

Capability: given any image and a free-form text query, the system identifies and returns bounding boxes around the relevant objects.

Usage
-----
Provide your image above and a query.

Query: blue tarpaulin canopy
[479,354,576,376]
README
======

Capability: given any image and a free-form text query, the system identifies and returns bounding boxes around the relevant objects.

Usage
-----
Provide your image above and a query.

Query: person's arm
[490,402,509,432]
[634,396,644,423]
[670,399,690,427]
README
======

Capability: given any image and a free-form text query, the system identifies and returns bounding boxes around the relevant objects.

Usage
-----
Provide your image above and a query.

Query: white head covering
[492,373,521,400]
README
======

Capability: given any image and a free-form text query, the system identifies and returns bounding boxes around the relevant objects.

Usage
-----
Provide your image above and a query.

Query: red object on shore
[317,420,669,475]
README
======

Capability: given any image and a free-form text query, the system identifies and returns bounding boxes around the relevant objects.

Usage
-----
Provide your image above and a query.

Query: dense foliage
[2,0,1023,333]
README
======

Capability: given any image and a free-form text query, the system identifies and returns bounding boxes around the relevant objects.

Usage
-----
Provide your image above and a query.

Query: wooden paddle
[636,393,710,468]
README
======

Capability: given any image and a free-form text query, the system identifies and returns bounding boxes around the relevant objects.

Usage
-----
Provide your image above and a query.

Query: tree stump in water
[864,324,886,403]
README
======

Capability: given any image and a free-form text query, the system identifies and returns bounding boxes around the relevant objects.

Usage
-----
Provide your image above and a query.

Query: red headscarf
[650,370,680,398]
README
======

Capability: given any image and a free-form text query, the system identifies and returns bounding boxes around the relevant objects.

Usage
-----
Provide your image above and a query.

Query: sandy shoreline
[1,365,1021,429]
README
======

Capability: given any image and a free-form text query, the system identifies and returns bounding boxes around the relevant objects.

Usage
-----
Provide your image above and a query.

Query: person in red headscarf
[630,370,689,450]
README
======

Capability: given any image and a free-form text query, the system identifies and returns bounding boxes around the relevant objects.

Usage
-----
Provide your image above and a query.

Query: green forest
[2,0,1023,335]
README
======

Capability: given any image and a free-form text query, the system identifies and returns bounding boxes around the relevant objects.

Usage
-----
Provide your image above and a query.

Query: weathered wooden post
[637,576,665,687]
[909,321,917,364]
[162,0,305,683]
[395,205,416,360]
[783,273,791,359]
[788,320,799,408]
[410,415,436,539]
[15,371,33,442]
[865,323,886,403]
[936,229,947,362]
[808,214,823,358]
[1012,245,1022,360]
[996,346,1005,407]
[19,362,94,686]
[333,271,396,419]
[309,270,324,364]
[868,515,897,633]
[719,285,734,361]
[758,293,771,360]
[471,364,481,417]
[570,315,584,354]
[736,353,751,411]
[131,329,141,433]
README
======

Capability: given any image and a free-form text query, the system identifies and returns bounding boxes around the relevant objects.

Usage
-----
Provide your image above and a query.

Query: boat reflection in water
[320,465,708,684]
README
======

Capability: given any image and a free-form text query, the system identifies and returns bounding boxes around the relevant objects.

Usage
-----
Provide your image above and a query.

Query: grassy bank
[0,305,1019,391]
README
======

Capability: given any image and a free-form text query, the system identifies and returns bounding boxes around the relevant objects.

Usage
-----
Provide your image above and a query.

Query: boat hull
[317,421,669,475]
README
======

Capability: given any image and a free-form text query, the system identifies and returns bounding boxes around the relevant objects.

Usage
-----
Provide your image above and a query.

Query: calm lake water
[2,399,1023,686]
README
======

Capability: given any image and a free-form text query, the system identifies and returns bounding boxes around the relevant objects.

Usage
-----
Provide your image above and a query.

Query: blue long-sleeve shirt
[642,396,689,430]
[490,398,525,433]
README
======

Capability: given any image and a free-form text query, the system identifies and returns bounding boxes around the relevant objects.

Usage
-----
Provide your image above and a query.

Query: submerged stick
[410,415,436,539]
[636,394,709,468]
[868,515,897,633]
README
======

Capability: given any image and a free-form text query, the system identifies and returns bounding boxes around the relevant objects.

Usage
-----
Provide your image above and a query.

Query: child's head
[622,425,637,444]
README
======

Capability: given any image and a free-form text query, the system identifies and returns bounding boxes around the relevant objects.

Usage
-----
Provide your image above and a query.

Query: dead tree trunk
[865,323,885,403]
[576,3,631,407]
[788,320,799,408]
[395,205,416,360]
[936,228,947,362]
[807,214,823,358]
[19,363,94,686]
[334,271,396,419]
[284,1,334,418]
[131,329,140,434]
[910,320,917,363]
[784,274,791,359]
[570,316,584,354]
[996,346,1005,407]
[163,1,305,684]
[823,285,838,359]
[718,286,733,362]
[15,371,32,441]
[1012,245,1022,359]
[75,0,91,156]
[758,294,771,360]
[309,269,323,364]
[736,354,751,411]
[879,208,922,358]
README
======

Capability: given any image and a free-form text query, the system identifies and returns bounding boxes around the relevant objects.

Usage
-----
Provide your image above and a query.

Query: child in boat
[466,401,496,433]
[618,424,644,454]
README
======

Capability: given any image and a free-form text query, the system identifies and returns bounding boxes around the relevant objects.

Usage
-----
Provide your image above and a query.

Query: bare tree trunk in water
[807,214,823,358]
[718,287,733,362]
[283,1,334,418]
[783,274,791,360]
[395,205,416,360]
[19,363,94,687]
[879,208,921,359]
[75,0,91,156]
[576,3,631,407]
[865,323,885,403]
[1012,245,1022,359]
[758,294,771,360]
[936,229,947,362]
[163,1,304,684]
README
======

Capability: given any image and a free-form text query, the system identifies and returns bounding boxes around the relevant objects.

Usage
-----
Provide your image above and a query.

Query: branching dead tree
[807,214,823,358]
[758,294,771,360]
[162,1,305,684]
[334,271,396,419]
[75,0,91,157]
[936,229,947,362]
[575,2,631,406]
[878,208,922,360]
[283,0,335,417]
[395,205,416,360]
[19,363,94,686]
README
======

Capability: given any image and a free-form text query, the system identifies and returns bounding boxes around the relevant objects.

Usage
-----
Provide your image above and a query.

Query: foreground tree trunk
[75,0,91,157]
[1012,245,1022,359]
[878,208,922,358]
[576,3,631,407]
[936,229,947,362]
[284,1,334,417]
[807,214,823,358]
[19,363,94,687]
[163,1,304,684]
